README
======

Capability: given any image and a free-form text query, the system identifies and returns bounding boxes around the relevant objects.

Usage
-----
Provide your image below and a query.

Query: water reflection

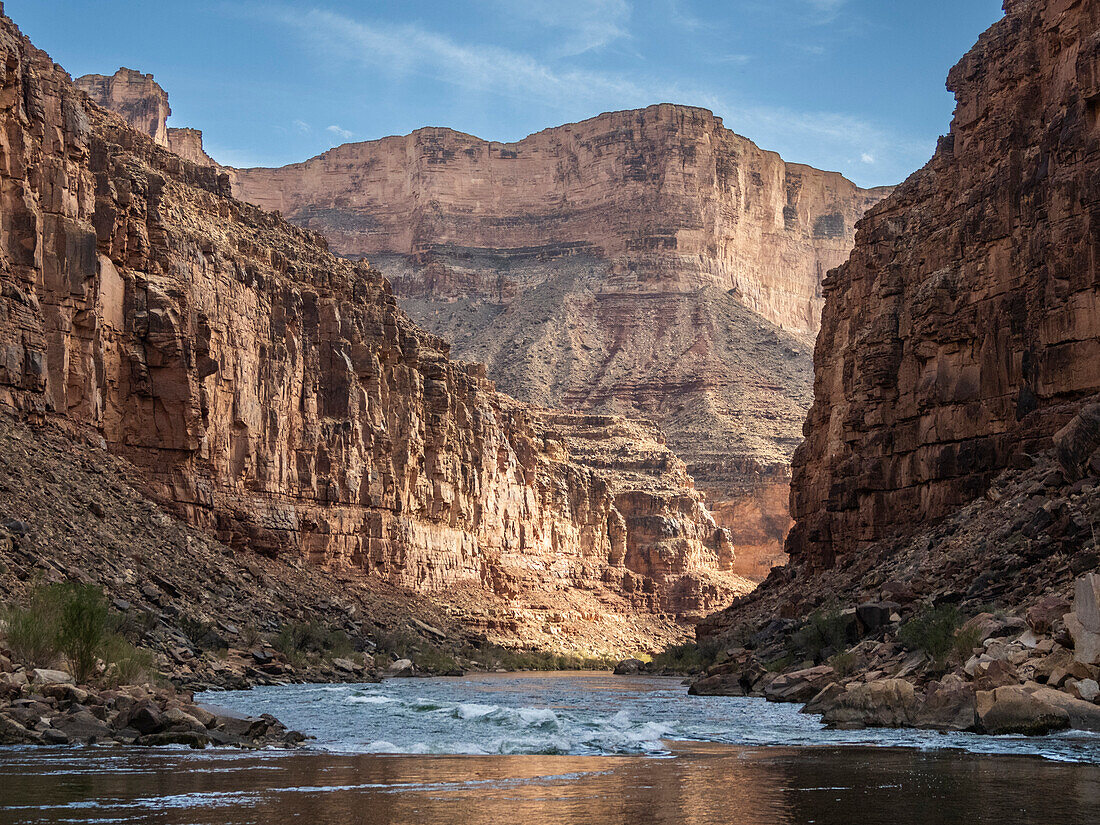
[2,745,1098,825]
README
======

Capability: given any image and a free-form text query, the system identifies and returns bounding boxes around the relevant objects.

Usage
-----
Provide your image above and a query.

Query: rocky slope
[687,0,1100,735]
[787,0,1100,569]
[225,104,890,577]
[0,7,750,659]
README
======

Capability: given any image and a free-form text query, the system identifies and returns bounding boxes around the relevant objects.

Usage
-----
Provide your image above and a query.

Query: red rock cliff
[0,8,751,654]
[788,0,1100,568]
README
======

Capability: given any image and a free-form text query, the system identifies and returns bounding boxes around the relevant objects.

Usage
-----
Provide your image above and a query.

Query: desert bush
[897,604,963,667]
[649,639,722,674]
[103,635,156,686]
[274,621,354,663]
[789,606,850,662]
[3,584,64,666]
[56,583,113,683]
[829,650,858,677]
[3,582,154,684]
[950,623,985,664]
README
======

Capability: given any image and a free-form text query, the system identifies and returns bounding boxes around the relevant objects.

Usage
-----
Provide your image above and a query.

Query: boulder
[855,602,899,634]
[31,668,73,685]
[1072,573,1100,630]
[1025,686,1100,732]
[976,687,1070,735]
[764,665,835,703]
[386,658,415,677]
[52,710,112,742]
[1070,678,1100,703]
[802,682,844,715]
[0,713,39,745]
[1065,613,1100,665]
[688,672,746,696]
[913,678,978,731]
[819,679,918,729]
[1053,400,1100,481]
[126,701,168,735]
[613,658,645,675]
[332,658,361,675]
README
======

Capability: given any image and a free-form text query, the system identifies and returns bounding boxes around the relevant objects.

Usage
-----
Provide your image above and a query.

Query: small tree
[56,583,112,683]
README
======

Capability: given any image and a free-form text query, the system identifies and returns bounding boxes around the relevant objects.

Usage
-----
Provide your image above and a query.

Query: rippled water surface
[2,673,1099,825]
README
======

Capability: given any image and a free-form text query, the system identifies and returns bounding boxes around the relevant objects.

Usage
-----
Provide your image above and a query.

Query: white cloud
[326,124,353,140]
[861,152,875,164]
[281,8,647,109]
[805,0,847,17]
[484,0,631,56]
[292,119,311,134]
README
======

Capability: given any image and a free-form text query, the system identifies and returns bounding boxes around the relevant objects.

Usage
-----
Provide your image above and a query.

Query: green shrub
[3,585,64,666]
[2,583,159,685]
[103,635,156,686]
[56,583,112,683]
[274,621,355,664]
[829,650,858,677]
[951,623,984,664]
[897,604,963,667]
[649,639,722,674]
[789,607,850,663]
[764,654,797,673]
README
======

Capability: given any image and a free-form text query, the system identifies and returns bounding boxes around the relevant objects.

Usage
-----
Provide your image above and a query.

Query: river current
[2,672,1099,824]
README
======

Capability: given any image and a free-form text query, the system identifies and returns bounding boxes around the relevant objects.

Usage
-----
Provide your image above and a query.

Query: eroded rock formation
[0,7,751,655]
[221,105,889,577]
[788,0,1100,568]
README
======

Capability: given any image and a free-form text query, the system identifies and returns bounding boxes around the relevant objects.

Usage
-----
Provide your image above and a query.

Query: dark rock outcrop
[788,0,1100,568]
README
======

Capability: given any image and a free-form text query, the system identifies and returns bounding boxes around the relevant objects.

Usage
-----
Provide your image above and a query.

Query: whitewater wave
[336,691,676,755]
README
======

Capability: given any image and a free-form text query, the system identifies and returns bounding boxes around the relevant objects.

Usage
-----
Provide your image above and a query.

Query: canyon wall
[0,8,751,654]
[231,106,889,337]
[226,105,890,578]
[788,0,1100,568]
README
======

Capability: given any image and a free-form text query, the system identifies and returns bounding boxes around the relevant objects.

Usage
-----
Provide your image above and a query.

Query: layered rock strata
[0,7,749,655]
[225,104,890,577]
[788,0,1100,567]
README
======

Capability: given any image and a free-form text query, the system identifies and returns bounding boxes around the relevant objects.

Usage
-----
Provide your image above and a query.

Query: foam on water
[197,673,1100,763]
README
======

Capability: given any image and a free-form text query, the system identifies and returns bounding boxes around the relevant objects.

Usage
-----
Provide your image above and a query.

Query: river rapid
[2,672,1098,824]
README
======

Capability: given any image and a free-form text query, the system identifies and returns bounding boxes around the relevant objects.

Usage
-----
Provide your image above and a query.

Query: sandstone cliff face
[227,106,889,577]
[74,68,170,148]
[231,106,888,336]
[0,9,750,654]
[75,69,219,168]
[788,0,1100,568]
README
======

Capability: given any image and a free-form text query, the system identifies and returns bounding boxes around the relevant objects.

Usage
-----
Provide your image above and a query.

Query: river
[2,672,1098,824]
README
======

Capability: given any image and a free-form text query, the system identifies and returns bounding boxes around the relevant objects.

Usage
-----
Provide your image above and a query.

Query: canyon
[0,5,755,659]
[71,73,891,581]
[224,104,891,577]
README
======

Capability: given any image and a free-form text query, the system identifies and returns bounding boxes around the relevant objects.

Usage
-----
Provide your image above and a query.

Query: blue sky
[8,1,1004,187]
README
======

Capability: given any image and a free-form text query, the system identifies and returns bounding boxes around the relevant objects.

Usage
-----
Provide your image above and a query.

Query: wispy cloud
[292,119,311,134]
[265,4,928,185]
[326,124,353,140]
[481,0,631,56]
[280,7,648,109]
[803,0,849,23]
[861,152,875,164]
